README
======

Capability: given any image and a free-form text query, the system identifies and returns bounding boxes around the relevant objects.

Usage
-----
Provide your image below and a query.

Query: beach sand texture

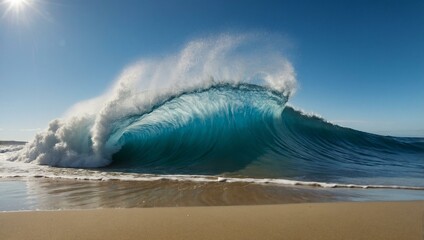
[1,201,423,240]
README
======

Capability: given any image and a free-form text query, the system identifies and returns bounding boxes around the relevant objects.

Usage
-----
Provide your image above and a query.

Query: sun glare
[1,0,39,23]
[2,0,31,16]
[7,0,29,9]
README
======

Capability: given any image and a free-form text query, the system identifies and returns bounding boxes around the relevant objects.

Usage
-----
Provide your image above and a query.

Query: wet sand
[1,201,424,240]
[0,178,345,210]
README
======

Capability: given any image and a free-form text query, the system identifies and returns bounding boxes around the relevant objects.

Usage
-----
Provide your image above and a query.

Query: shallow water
[1,178,424,211]
[0,179,337,211]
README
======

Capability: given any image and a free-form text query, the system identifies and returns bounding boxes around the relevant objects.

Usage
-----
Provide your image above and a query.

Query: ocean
[1,35,423,210]
[1,85,424,210]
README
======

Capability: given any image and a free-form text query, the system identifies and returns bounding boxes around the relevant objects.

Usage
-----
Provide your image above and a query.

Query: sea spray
[4,33,424,188]
[10,33,297,168]
[2,105,424,187]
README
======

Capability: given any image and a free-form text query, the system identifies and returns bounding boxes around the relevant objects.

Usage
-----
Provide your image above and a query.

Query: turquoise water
[3,84,424,189]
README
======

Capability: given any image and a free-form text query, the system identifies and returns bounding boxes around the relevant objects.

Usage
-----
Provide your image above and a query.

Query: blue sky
[0,0,423,140]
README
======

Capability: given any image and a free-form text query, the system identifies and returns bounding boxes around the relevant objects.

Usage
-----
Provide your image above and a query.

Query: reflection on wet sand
[14,179,344,210]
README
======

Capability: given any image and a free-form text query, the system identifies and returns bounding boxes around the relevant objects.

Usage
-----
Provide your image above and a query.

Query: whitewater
[1,34,424,190]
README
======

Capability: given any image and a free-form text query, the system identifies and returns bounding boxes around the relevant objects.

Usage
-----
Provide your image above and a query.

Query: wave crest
[10,33,296,168]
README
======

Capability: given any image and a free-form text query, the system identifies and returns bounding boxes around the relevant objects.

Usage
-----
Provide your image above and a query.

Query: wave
[9,33,296,168]
[8,86,424,187]
[109,83,287,173]
[269,107,424,185]
[5,33,424,188]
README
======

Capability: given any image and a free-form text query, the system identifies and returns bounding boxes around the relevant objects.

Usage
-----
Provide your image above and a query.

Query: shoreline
[2,178,424,211]
[0,178,344,211]
[1,201,424,240]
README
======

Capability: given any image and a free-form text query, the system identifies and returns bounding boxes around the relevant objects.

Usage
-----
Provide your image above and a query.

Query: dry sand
[1,201,424,240]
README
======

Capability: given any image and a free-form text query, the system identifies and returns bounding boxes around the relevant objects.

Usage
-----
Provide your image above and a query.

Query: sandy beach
[1,201,423,240]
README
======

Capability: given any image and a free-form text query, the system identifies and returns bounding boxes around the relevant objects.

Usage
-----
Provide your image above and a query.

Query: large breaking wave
[9,33,296,167]
[5,33,424,188]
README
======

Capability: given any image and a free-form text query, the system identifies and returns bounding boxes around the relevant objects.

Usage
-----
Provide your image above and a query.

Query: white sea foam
[1,151,423,191]
[0,145,24,153]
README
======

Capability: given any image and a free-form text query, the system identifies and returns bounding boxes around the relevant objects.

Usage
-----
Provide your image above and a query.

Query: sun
[1,0,36,22]
[2,0,49,25]
[2,0,32,17]
[5,0,30,11]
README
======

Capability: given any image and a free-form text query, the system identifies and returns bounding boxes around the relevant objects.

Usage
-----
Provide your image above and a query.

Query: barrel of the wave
[108,84,289,175]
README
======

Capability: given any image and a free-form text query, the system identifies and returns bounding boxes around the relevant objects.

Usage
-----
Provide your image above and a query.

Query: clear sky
[1,0,423,141]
